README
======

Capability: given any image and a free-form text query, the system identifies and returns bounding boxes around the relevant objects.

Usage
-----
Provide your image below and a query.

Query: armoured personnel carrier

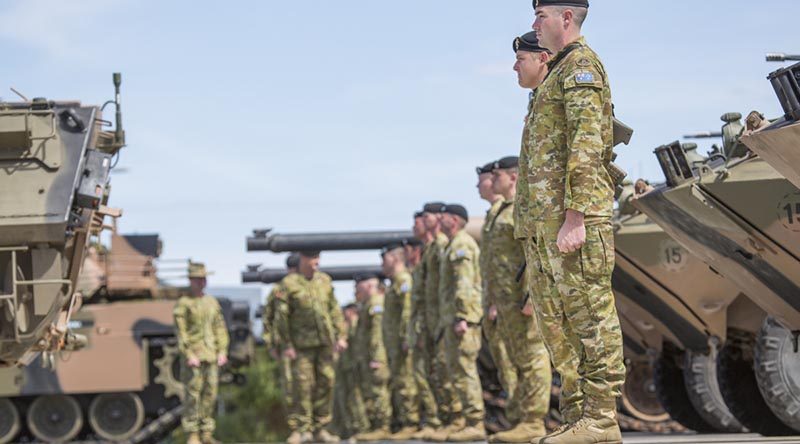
[633,110,800,434]
[0,231,254,443]
[0,74,126,367]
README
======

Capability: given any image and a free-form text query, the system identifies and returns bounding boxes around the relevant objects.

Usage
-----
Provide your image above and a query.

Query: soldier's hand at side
[369,360,382,370]
[217,354,228,366]
[269,348,280,360]
[402,341,409,352]
[557,209,586,253]
[187,356,201,368]
[521,301,534,317]
[488,305,498,321]
[454,320,468,337]
[334,338,348,353]
[416,336,424,351]
[283,347,297,360]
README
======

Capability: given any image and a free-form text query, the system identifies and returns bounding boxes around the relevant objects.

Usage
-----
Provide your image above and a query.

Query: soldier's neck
[552,32,582,54]
[503,187,516,201]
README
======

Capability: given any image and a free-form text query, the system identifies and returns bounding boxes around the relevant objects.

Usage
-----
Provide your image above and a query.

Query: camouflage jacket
[438,229,482,333]
[514,94,536,239]
[484,199,526,308]
[406,262,424,347]
[481,199,505,309]
[173,295,230,362]
[523,36,614,225]
[262,275,292,350]
[383,269,412,365]
[338,317,360,371]
[355,292,387,366]
[274,272,345,350]
[423,233,448,340]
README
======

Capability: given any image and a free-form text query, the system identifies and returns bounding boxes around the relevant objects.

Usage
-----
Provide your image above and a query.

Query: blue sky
[2,0,796,302]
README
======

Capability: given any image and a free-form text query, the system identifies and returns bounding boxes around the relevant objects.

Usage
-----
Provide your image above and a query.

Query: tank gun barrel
[766,52,800,62]
[247,229,414,252]
[683,131,722,139]
[242,264,383,283]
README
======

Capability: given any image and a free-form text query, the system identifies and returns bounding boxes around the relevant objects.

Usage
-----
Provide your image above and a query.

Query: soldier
[275,251,347,444]
[173,262,230,444]
[381,242,419,438]
[523,2,626,442]
[434,204,486,442]
[421,202,465,439]
[262,252,301,412]
[352,273,393,441]
[485,156,553,443]
[477,160,518,423]
[333,303,369,440]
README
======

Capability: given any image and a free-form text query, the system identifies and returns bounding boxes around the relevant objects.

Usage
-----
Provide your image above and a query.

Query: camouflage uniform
[521,37,625,422]
[424,232,461,424]
[174,295,230,434]
[480,199,518,421]
[354,291,391,430]
[274,272,345,434]
[486,198,552,425]
[262,280,293,410]
[384,269,419,427]
[407,260,441,427]
[439,229,484,426]
[333,315,368,438]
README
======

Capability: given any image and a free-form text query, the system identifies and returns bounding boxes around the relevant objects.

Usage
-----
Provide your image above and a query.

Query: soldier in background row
[174,262,230,444]
[332,303,368,441]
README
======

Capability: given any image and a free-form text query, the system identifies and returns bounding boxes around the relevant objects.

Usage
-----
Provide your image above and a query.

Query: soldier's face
[422,212,440,231]
[477,173,495,202]
[514,51,549,89]
[299,255,320,275]
[491,169,516,195]
[533,6,564,52]
[189,277,206,295]
[441,213,455,231]
[413,216,426,238]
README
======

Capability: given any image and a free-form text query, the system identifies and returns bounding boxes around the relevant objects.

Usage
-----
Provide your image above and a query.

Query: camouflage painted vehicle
[0,232,254,443]
[0,74,126,368]
[633,109,800,434]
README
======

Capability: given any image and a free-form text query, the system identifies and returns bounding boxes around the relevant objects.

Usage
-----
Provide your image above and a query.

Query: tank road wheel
[620,360,670,423]
[653,349,716,432]
[154,344,185,400]
[0,399,21,444]
[718,328,796,436]
[26,395,84,443]
[754,317,800,432]
[682,350,744,432]
[88,393,145,441]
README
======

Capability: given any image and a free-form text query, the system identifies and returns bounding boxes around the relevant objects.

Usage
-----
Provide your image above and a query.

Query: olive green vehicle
[0,74,126,368]
[633,107,800,434]
[0,231,254,443]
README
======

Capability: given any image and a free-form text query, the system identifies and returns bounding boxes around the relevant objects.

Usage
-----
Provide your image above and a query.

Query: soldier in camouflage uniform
[434,204,486,442]
[332,303,368,439]
[381,242,420,439]
[421,202,465,440]
[522,2,626,442]
[477,160,519,423]
[352,273,393,441]
[486,156,553,443]
[174,262,230,444]
[262,253,300,413]
[275,251,347,444]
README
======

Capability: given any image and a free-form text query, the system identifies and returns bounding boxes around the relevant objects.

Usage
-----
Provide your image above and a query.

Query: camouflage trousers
[444,326,485,426]
[332,365,368,438]
[358,360,391,429]
[496,303,552,423]
[180,360,219,433]
[389,349,419,427]
[279,355,293,410]
[482,314,518,423]
[525,220,625,421]
[289,346,335,433]
[412,335,441,427]
[433,332,462,424]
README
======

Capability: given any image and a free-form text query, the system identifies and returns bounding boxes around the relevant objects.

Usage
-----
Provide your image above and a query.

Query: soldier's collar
[545,36,587,71]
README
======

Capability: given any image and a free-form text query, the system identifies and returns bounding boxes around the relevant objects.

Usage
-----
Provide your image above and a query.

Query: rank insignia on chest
[575,72,595,84]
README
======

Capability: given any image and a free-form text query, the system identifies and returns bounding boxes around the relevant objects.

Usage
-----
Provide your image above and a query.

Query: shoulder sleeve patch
[400,283,410,293]
[577,57,592,67]
[575,72,595,84]
[371,305,383,315]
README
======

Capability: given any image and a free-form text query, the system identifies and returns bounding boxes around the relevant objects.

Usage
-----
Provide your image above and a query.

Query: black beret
[493,156,520,171]
[533,0,589,8]
[403,238,423,247]
[353,272,379,283]
[414,211,424,218]
[286,252,301,269]
[343,303,358,311]
[299,250,320,258]
[442,204,469,222]
[423,202,446,214]
[513,31,549,54]
[381,242,404,256]
[475,162,494,175]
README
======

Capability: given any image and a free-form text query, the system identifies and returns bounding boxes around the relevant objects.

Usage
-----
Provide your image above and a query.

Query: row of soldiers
[265,1,625,443]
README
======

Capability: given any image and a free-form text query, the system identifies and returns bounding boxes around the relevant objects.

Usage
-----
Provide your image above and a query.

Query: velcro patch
[371,305,383,315]
[400,283,410,293]
[456,250,466,258]
[575,72,595,84]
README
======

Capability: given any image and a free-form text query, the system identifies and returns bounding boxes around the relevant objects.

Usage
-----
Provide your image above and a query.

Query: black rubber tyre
[754,317,800,433]
[88,392,145,441]
[27,395,84,443]
[653,349,716,433]
[0,399,20,444]
[682,350,744,432]
[620,359,670,423]
[718,328,796,436]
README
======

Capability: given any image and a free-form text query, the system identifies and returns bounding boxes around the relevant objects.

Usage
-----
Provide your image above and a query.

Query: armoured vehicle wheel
[620,360,670,423]
[0,399,21,444]
[682,350,744,432]
[154,344,185,400]
[653,350,716,432]
[718,329,796,435]
[26,394,84,443]
[88,393,145,441]
[754,317,800,432]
